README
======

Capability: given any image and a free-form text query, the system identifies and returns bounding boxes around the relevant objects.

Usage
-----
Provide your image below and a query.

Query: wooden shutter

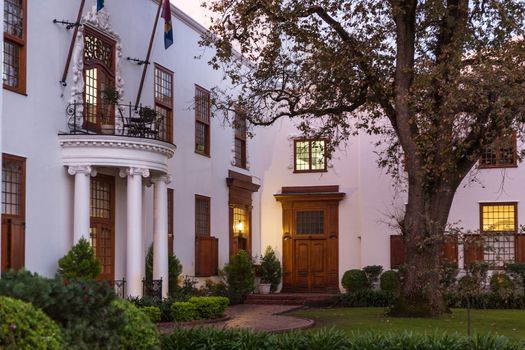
[195,236,218,277]
[464,234,484,265]
[390,235,406,269]
[1,217,25,271]
[516,235,525,263]
[442,235,458,266]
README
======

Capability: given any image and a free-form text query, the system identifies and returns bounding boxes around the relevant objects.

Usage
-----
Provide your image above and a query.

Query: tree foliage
[57,237,101,280]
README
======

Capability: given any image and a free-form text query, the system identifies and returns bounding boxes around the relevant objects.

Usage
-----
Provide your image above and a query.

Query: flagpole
[134,0,163,110]
[60,0,86,86]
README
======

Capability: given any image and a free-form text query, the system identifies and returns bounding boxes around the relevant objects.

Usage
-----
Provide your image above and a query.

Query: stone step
[245,293,337,306]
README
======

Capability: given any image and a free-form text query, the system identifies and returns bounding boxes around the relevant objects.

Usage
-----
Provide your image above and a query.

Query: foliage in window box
[260,246,282,292]
[341,269,370,293]
[57,237,101,280]
[0,296,63,350]
[222,250,255,304]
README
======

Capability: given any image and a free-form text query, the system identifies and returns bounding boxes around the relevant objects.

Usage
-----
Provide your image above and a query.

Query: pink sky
[170,1,211,28]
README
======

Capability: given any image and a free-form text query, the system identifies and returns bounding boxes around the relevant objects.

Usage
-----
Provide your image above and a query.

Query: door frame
[275,186,345,293]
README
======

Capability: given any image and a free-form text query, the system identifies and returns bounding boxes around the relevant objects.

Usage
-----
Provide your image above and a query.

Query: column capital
[151,174,172,185]
[68,165,97,177]
[119,167,150,178]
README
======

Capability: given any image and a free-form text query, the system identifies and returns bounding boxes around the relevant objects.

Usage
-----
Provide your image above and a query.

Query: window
[195,85,211,156]
[296,210,325,234]
[234,111,247,168]
[83,27,116,130]
[294,140,327,173]
[480,203,517,267]
[154,64,173,142]
[167,188,174,255]
[195,195,210,236]
[1,154,26,272]
[479,133,517,168]
[3,0,26,93]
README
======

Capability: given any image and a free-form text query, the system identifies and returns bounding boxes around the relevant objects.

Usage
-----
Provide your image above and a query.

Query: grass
[289,307,525,340]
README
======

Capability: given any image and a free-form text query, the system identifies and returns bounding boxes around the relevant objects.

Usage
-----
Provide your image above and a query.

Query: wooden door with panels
[276,186,344,293]
[90,175,115,281]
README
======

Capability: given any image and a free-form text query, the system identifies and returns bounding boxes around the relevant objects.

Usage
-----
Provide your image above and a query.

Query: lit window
[480,203,517,267]
[294,140,327,172]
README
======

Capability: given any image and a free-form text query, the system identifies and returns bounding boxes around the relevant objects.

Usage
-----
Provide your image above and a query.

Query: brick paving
[194,304,314,333]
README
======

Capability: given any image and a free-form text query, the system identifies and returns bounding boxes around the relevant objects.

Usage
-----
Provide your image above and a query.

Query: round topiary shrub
[110,299,160,350]
[0,296,63,349]
[380,270,401,295]
[490,273,514,294]
[341,269,369,293]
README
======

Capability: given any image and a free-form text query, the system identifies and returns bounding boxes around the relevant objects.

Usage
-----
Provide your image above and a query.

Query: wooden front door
[90,175,115,281]
[277,187,344,293]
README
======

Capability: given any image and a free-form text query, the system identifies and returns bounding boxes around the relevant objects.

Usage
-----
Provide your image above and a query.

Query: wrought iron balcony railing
[143,278,163,301]
[65,102,171,143]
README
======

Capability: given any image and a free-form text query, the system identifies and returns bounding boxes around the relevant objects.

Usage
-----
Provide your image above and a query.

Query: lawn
[289,307,525,340]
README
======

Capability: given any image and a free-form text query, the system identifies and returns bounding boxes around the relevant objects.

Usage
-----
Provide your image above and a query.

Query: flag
[96,0,104,11]
[161,0,173,49]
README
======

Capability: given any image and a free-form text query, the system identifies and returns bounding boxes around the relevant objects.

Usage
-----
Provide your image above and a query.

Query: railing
[65,102,170,143]
[142,278,163,301]
[108,279,127,299]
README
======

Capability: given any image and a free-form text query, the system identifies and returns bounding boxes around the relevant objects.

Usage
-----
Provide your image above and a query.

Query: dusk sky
[170,1,210,28]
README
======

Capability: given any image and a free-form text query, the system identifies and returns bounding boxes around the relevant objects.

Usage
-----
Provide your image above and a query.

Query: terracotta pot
[259,283,271,295]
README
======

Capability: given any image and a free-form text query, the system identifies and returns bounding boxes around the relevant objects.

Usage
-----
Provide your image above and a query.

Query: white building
[1,0,524,296]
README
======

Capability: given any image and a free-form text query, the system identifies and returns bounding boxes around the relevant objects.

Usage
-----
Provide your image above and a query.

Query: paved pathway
[192,305,314,333]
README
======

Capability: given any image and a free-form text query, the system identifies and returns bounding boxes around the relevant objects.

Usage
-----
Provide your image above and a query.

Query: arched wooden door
[276,186,344,293]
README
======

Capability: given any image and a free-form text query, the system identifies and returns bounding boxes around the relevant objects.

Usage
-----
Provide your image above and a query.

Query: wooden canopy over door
[226,170,260,258]
[275,186,345,293]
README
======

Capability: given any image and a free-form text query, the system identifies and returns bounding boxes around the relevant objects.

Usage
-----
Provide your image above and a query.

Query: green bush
[57,237,101,279]
[260,246,282,292]
[0,270,119,348]
[110,299,160,350]
[200,279,229,297]
[341,269,370,293]
[441,262,459,290]
[363,265,383,286]
[445,292,525,309]
[140,306,161,323]
[188,296,229,319]
[171,302,200,322]
[506,263,525,288]
[160,327,524,350]
[380,270,401,295]
[145,244,183,297]
[129,296,185,322]
[223,250,255,304]
[338,290,396,307]
[490,273,514,295]
[0,296,63,350]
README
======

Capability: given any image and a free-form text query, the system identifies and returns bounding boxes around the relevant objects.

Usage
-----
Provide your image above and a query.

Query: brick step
[244,298,305,305]
[245,293,337,306]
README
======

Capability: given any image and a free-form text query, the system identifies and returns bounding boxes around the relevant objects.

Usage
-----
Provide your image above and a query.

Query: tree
[57,238,101,280]
[202,0,525,316]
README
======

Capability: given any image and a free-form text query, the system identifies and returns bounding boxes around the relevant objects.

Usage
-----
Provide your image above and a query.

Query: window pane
[195,86,210,123]
[295,141,310,171]
[91,178,112,219]
[155,105,170,141]
[3,40,20,88]
[195,121,208,153]
[484,234,515,267]
[2,157,23,215]
[154,68,173,106]
[4,0,23,38]
[234,138,246,168]
[311,140,326,170]
[233,207,248,238]
[296,211,324,234]
[481,204,516,232]
[195,197,210,236]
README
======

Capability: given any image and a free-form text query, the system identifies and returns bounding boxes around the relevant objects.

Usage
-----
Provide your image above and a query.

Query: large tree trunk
[389,181,457,317]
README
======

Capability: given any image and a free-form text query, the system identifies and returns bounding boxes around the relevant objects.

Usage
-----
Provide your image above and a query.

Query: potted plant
[100,85,120,134]
[259,246,282,294]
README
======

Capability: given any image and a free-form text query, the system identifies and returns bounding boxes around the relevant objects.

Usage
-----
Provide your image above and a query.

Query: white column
[120,167,150,297]
[152,175,172,298]
[68,165,96,243]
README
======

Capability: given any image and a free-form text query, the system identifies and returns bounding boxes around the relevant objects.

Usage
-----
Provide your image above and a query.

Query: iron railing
[65,102,170,142]
[108,279,127,299]
[142,278,163,301]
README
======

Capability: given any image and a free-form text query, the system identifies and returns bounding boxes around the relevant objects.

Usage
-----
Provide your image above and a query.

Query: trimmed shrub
[445,292,525,309]
[140,306,161,323]
[188,296,229,319]
[380,270,401,295]
[200,279,229,297]
[0,296,63,349]
[363,265,383,286]
[341,269,369,293]
[338,290,396,307]
[260,246,282,292]
[490,273,514,296]
[171,302,200,322]
[223,250,255,304]
[57,237,101,279]
[128,296,184,322]
[160,327,524,350]
[110,299,160,350]
[145,244,183,297]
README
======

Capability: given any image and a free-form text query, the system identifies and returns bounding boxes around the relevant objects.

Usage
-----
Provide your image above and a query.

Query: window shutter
[442,235,458,266]
[516,235,525,263]
[464,234,484,265]
[1,217,25,271]
[195,236,218,277]
[390,235,406,269]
